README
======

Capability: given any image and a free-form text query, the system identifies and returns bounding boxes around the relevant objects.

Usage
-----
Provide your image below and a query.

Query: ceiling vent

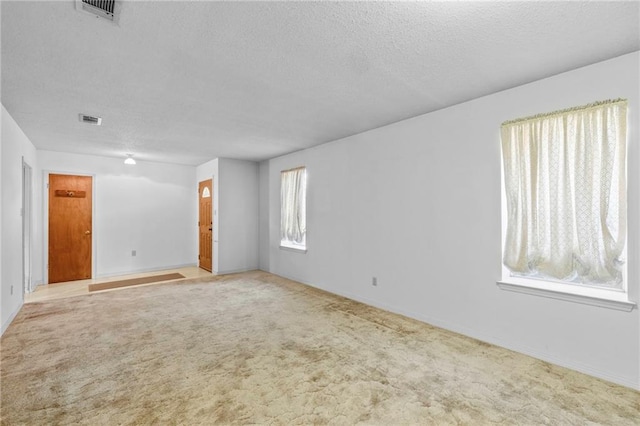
[79,114,102,126]
[76,0,119,23]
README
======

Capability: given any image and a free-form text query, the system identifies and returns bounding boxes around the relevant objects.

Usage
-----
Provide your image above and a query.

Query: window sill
[279,243,307,253]
[496,279,636,312]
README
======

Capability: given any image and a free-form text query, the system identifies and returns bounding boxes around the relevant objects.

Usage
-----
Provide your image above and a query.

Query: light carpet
[1,271,638,424]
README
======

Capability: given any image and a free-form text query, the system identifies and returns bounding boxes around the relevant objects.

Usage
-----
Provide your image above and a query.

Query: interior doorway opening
[22,159,33,293]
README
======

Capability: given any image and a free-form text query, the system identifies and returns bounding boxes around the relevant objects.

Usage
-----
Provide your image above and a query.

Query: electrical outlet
[372,277,378,286]
[132,250,137,257]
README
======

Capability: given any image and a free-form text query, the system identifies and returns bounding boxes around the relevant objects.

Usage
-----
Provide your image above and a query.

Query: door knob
[85,230,91,235]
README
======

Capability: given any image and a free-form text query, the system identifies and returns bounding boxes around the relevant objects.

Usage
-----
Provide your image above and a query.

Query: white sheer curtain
[281,167,307,247]
[501,100,627,286]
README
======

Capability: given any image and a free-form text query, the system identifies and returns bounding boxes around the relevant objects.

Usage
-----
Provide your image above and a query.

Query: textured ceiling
[2,1,639,165]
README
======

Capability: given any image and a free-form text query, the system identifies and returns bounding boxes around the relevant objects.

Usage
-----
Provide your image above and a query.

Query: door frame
[198,178,213,272]
[22,158,33,294]
[43,171,97,285]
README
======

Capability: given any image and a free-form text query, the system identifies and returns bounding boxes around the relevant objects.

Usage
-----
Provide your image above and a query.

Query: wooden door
[49,174,92,283]
[199,179,213,272]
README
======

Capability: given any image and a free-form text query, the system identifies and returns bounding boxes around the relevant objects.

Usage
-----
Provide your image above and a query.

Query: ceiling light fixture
[124,154,136,165]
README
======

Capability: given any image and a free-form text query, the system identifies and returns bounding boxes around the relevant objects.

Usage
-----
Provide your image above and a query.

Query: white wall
[260,52,640,389]
[2,105,39,333]
[198,158,259,274]
[0,0,3,335]
[258,161,270,271]
[218,159,259,274]
[1,108,3,332]
[38,151,197,278]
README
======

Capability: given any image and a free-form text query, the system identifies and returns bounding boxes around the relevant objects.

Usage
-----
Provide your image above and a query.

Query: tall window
[501,99,627,289]
[280,167,307,251]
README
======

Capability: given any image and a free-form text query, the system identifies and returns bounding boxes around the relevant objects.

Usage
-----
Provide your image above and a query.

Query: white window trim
[279,241,307,253]
[497,114,635,312]
[496,279,635,312]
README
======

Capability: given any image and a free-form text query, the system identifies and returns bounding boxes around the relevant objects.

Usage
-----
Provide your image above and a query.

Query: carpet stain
[1,271,639,425]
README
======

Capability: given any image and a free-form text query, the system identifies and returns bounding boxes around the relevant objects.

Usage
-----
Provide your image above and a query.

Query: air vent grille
[76,0,117,22]
[79,114,102,126]
[84,0,114,14]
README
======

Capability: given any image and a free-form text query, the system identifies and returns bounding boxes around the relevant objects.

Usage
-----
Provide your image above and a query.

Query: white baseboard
[26,279,45,294]
[215,267,259,275]
[271,271,640,391]
[374,300,639,391]
[1,301,24,336]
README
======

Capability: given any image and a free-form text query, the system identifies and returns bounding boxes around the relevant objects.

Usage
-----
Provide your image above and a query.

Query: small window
[201,187,210,198]
[280,167,307,251]
[499,99,633,310]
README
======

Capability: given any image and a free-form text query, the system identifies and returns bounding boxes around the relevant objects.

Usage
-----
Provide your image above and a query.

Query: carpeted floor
[1,271,638,425]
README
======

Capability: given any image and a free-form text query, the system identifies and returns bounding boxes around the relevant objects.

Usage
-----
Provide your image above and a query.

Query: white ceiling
[2,1,639,166]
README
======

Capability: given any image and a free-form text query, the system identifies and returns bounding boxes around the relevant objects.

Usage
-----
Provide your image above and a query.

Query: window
[498,99,634,311]
[280,166,307,251]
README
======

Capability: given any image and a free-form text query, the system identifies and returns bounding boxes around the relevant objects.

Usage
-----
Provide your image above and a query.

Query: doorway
[22,160,33,293]
[48,174,93,283]
[198,179,213,272]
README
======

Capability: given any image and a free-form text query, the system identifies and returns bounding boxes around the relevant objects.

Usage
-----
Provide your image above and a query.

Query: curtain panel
[280,167,307,247]
[501,100,627,286]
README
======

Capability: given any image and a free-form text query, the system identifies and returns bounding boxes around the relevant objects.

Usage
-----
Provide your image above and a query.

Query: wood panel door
[199,179,213,272]
[49,174,92,283]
